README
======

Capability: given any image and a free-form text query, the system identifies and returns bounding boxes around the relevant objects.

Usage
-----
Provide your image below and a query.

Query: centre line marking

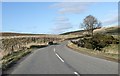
[54,48,56,52]
[56,53,64,62]
[74,72,80,76]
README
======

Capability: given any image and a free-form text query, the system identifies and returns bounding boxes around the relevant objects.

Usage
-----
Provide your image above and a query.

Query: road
[7,41,118,75]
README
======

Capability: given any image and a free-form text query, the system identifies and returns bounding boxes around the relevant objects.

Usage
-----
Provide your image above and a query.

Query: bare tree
[97,21,102,28]
[81,15,102,37]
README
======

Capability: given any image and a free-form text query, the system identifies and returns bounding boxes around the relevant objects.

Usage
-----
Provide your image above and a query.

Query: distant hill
[61,26,119,35]
[1,26,119,36]
[0,32,46,36]
[93,26,120,35]
[61,30,87,35]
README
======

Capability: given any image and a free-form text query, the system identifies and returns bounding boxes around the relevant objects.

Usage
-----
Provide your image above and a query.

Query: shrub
[84,43,93,49]
[73,33,119,51]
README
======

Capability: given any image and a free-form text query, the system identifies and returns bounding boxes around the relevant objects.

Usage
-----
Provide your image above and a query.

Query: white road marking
[74,72,80,76]
[54,48,56,52]
[55,53,64,62]
[54,48,80,75]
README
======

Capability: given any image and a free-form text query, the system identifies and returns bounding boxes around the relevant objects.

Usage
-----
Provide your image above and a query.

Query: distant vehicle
[48,41,53,45]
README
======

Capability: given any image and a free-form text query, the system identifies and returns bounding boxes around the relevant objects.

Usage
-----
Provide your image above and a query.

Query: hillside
[0,32,46,36]
[61,26,119,35]
[1,26,119,37]
[93,26,120,35]
[61,30,87,35]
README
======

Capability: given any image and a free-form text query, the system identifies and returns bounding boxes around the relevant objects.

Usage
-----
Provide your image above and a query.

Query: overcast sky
[2,2,118,34]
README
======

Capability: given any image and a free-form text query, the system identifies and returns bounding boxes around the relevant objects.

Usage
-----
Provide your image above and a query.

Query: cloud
[54,16,69,22]
[49,2,93,34]
[52,16,73,34]
[102,15,118,25]
[50,2,90,14]
[53,22,73,30]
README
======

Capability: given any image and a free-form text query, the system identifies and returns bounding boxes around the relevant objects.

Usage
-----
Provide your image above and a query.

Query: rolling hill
[0,32,46,36]
[0,26,119,37]
[61,26,120,35]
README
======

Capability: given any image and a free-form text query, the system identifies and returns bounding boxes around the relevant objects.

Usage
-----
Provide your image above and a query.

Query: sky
[2,2,118,34]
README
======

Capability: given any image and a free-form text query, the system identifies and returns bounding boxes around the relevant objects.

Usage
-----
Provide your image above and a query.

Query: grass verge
[67,41,119,63]
[1,45,48,71]
[1,49,32,70]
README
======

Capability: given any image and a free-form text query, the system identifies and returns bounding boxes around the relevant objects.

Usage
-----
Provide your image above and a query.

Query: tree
[81,15,102,37]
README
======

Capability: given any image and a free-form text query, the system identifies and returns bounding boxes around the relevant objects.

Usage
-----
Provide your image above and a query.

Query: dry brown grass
[67,41,119,63]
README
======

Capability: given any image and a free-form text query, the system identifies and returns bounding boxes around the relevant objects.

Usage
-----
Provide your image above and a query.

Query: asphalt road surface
[8,41,118,75]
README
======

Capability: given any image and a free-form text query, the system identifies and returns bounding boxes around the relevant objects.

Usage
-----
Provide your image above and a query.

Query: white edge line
[55,53,64,62]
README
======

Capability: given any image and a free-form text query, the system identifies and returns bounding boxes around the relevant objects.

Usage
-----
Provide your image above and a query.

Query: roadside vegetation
[2,49,32,70]
[67,15,119,62]
[1,45,48,70]
[73,33,119,51]
[68,38,119,62]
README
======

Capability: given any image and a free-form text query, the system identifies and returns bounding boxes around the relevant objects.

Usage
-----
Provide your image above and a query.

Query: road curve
[7,41,118,75]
